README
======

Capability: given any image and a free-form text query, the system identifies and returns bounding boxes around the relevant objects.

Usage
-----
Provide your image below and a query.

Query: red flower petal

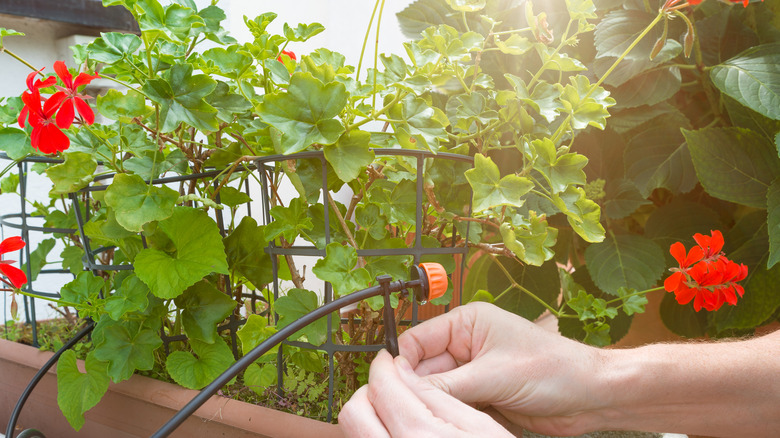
[34,123,70,154]
[73,72,100,89]
[674,283,696,305]
[53,60,73,89]
[669,242,687,266]
[56,100,75,129]
[0,236,25,254]
[74,97,95,125]
[664,271,684,292]
[0,263,27,289]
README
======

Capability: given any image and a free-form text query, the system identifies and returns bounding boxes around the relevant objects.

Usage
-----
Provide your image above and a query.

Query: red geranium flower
[0,236,27,289]
[51,60,99,128]
[16,68,57,129]
[20,88,70,154]
[663,230,748,312]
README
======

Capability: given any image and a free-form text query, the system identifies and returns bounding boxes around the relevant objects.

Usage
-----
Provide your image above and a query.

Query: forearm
[598,330,780,437]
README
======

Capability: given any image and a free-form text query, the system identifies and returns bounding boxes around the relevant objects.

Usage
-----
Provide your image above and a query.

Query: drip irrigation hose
[5,321,95,438]
[151,277,419,437]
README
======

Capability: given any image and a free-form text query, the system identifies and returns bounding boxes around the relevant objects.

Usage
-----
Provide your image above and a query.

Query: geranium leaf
[166,338,235,390]
[45,152,97,195]
[710,43,780,121]
[324,130,374,182]
[237,314,278,357]
[104,173,179,232]
[87,32,142,64]
[585,234,665,296]
[684,127,780,209]
[445,0,485,12]
[93,321,162,382]
[558,75,615,130]
[223,216,273,287]
[465,153,533,212]
[617,287,647,316]
[97,89,149,122]
[265,197,313,242]
[56,351,109,431]
[275,288,328,345]
[312,243,371,297]
[258,72,347,154]
[174,280,235,343]
[134,207,229,299]
[530,138,588,194]
[355,203,388,240]
[105,274,149,321]
[142,63,218,133]
[551,187,605,243]
[0,127,32,160]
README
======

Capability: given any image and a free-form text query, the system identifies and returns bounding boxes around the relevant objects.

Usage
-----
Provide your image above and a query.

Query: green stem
[371,0,387,111]
[492,257,570,318]
[346,90,406,131]
[356,0,382,83]
[12,288,79,308]
[605,286,665,306]
[0,48,40,73]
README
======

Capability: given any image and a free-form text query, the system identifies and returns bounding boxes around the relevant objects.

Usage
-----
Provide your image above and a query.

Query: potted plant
[0,0,778,435]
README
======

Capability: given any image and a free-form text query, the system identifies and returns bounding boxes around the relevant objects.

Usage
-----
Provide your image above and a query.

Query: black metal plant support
[3,149,474,437]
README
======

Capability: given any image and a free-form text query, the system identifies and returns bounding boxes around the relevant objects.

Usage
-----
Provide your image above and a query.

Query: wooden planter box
[0,338,343,438]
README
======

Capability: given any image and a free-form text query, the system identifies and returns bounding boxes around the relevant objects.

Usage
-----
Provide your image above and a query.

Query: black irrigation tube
[151,272,429,438]
[4,321,95,438]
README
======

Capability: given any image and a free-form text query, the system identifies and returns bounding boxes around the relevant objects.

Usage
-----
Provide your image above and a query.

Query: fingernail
[395,356,414,374]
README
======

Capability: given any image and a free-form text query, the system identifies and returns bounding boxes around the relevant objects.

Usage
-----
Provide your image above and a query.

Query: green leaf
[201,45,252,78]
[1,173,18,194]
[259,72,347,154]
[60,245,85,275]
[566,0,597,20]
[97,89,149,122]
[769,179,780,269]
[134,207,229,299]
[585,234,665,296]
[505,75,561,123]
[493,34,532,55]
[530,138,588,194]
[0,127,32,160]
[174,280,235,343]
[659,292,707,338]
[104,173,179,232]
[617,287,647,316]
[224,216,273,287]
[465,153,533,212]
[57,351,109,431]
[93,321,162,382]
[610,67,681,109]
[713,260,780,333]
[275,288,328,345]
[324,130,374,182]
[166,338,235,390]
[445,0,485,12]
[567,290,617,321]
[500,213,557,267]
[312,243,371,297]
[87,32,142,64]
[244,363,277,396]
[142,63,218,133]
[390,94,449,152]
[603,179,651,220]
[710,43,780,120]
[265,197,313,242]
[237,314,278,356]
[355,203,388,240]
[644,200,724,257]
[0,27,24,47]
[105,274,149,321]
[464,256,559,322]
[45,152,97,195]
[283,22,325,42]
[551,187,605,243]
[624,115,697,197]
[685,127,780,209]
[558,75,615,130]
[217,186,251,208]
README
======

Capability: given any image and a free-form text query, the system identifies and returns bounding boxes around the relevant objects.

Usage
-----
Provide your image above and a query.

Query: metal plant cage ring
[5,149,475,437]
[1,153,78,347]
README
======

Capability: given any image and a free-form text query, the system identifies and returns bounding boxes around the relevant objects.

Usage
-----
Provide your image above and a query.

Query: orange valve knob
[408,262,448,303]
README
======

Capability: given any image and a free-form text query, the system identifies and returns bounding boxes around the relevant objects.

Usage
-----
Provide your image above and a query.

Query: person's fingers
[393,355,515,437]
[413,351,459,376]
[338,386,391,438]
[367,350,442,436]
[398,304,481,367]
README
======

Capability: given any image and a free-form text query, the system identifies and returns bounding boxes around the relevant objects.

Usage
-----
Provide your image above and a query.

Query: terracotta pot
[0,338,344,438]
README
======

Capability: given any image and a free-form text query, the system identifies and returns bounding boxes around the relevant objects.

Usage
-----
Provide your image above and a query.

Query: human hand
[338,349,517,437]
[397,302,610,436]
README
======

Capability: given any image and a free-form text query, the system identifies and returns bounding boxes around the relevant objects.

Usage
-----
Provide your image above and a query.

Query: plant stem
[357,0,382,82]
[0,47,40,73]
